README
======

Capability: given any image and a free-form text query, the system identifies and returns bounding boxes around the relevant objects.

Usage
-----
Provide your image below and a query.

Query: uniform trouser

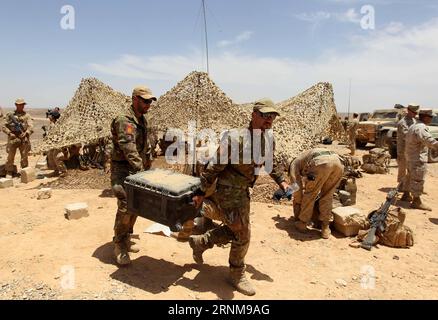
[406,160,427,197]
[349,133,356,155]
[200,186,251,269]
[293,160,344,223]
[111,162,138,244]
[397,155,408,192]
[47,149,68,173]
[5,138,30,172]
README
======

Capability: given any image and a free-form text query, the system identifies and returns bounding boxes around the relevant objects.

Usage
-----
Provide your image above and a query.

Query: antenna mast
[347,78,352,118]
[202,0,210,74]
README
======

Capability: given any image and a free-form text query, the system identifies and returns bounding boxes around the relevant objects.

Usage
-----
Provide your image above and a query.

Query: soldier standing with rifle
[110,86,156,266]
[1,98,33,178]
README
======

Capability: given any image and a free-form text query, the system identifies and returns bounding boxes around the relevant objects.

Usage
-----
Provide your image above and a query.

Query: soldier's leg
[5,141,19,173]
[226,201,255,296]
[318,162,344,239]
[19,141,31,169]
[298,168,326,223]
[292,187,303,220]
[111,163,134,265]
[398,157,412,201]
[409,161,431,211]
[189,199,234,264]
[318,162,343,222]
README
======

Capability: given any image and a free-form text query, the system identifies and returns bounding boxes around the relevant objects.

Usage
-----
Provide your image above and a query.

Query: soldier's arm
[25,115,34,136]
[1,115,12,136]
[114,117,144,172]
[420,127,438,150]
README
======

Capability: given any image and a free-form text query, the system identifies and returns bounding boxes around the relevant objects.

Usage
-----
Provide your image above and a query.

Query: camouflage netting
[150,71,247,134]
[35,78,131,153]
[32,72,346,194]
[272,82,346,165]
[150,71,345,165]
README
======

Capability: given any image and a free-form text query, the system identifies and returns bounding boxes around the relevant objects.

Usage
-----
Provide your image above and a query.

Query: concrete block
[37,188,52,200]
[35,159,48,170]
[65,202,89,220]
[20,167,36,183]
[332,206,366,237]
[0,178,14,188]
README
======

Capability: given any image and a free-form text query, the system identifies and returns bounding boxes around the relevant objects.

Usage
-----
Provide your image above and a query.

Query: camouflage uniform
[111,105,153,245]
[347,119,359,155]
[196,126,285,275]
[397,115,416,193]
[289,148,344,224]
[47,147,69,175]
[405,120,438,198]
[1,111,33,174]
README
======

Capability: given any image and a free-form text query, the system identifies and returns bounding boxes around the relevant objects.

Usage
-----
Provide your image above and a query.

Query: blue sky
[1,0,438,112]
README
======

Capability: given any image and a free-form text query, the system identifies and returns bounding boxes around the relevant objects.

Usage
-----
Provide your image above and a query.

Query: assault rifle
[361,183,401,251]
[10,115,25,136]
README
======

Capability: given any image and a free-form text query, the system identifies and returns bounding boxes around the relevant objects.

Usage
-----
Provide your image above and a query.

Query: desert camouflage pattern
[111,105,153,244]
[397,115,416,192]
[288,148,344,223]
[198,125,285,269]
[2,111,33,172]
[405,121,438,196]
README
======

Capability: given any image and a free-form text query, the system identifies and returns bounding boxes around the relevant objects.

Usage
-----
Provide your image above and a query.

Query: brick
[64,202,89,220]
[0,178,14,188]
[20,167,36,183]
[332,206,366,237]
[37,188,52,200]
[35,159,48,170]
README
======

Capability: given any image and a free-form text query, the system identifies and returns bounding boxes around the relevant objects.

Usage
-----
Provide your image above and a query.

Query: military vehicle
[373,109,438,162]
[356,109,403,155]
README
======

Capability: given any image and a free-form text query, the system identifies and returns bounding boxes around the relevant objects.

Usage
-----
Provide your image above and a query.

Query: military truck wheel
[428,147,438,163]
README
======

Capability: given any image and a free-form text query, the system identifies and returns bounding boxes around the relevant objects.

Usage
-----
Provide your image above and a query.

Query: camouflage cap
[132,86,157,101]
[15,98,26,105]
[419,109,433,117]
[253,98,280,116]
[407,103,420,113]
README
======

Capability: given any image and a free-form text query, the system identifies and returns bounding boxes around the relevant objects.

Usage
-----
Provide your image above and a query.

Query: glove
[273,187,293,201]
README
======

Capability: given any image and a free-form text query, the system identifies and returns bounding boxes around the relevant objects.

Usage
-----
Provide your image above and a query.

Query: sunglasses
[258,112,277,120]
[139,97,153,104]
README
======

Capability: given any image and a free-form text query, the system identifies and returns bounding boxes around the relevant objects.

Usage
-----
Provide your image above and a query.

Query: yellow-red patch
[125,123,134,135]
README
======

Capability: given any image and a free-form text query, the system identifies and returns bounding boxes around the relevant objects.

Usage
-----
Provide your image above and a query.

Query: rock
[20,167,36,183]
[0,178,13,188]
[392,272,398,278]
[352,276,358,280]
[335,279,347,287]
[393,255,400,260]
[35,159,48,170]
[332,206,365,237]
[37,188,52,200]
[64,202,89,220]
